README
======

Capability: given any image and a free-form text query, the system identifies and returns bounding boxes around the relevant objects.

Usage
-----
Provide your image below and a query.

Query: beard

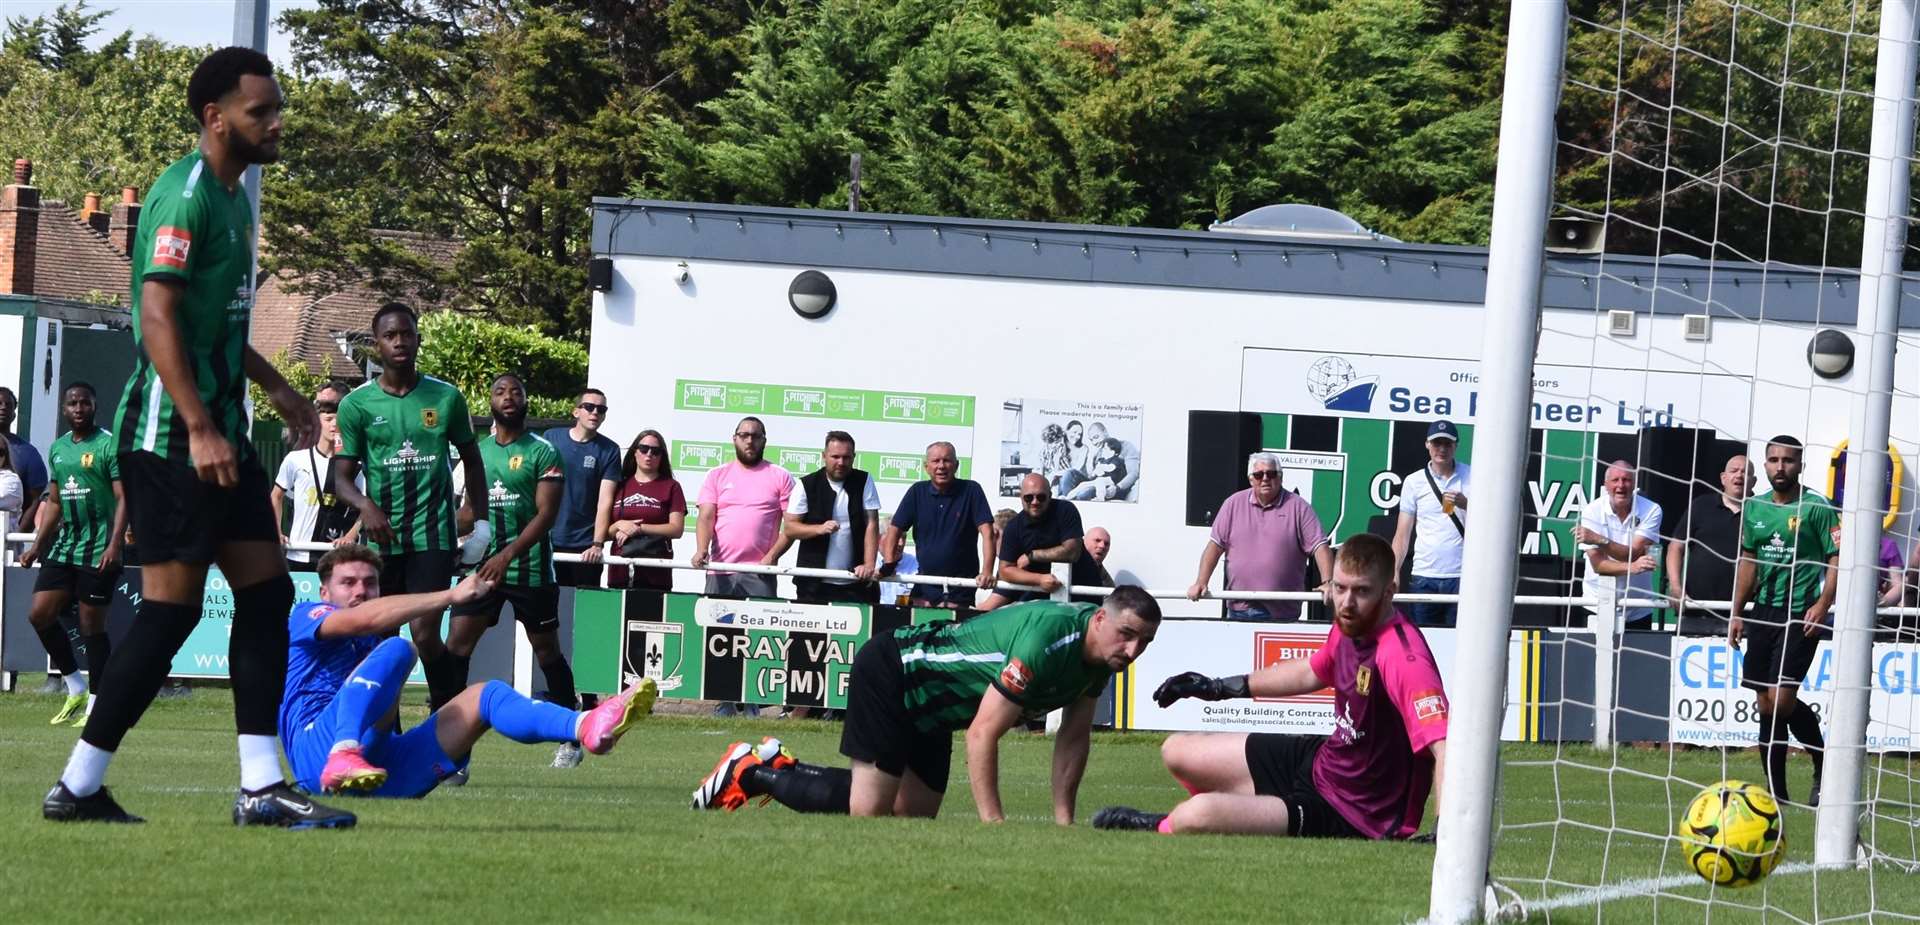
[495,407,527,430]
[737,445,763,466]
[230,134,280,165]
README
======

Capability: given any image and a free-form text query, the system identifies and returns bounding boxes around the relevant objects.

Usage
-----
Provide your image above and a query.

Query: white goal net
[1441,1,1920,922]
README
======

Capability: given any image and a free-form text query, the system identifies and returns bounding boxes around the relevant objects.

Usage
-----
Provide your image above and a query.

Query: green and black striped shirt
[46,428,119,567]
[115,151,257,464]
[474,429,563,587]
[894,601,1110,734]
[335,377,475,555]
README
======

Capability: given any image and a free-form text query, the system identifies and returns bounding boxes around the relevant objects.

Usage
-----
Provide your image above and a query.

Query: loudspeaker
[587,256,614,292]
[1545,216,1605,254]
[1186,411,1263,527]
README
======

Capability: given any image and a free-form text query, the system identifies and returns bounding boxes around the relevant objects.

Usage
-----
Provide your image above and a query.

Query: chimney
[109,186,141,258]
[0,158,39,295]
[82,192,108,236]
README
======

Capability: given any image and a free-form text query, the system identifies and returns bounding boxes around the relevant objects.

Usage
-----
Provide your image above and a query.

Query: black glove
[1153,671,1251,708]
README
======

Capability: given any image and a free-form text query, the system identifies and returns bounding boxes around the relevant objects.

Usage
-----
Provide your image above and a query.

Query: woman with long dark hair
[597,429,686,590]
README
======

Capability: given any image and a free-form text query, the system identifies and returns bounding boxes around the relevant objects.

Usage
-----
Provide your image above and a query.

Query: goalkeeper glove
[1152,671,1252,708]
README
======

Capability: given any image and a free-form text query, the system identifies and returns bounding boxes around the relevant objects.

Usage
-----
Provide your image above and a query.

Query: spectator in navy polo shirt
[0,386,48,528]
[1188,453,1332,622]
[543,388,623,588]
[979,473,1105,610]
[879,441,995,608]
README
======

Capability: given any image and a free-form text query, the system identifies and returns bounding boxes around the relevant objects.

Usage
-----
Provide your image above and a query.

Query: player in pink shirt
[1092,532,1450,839]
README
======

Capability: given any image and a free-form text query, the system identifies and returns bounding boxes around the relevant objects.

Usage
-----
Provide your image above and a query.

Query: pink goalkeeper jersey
[1306,610,1450,839]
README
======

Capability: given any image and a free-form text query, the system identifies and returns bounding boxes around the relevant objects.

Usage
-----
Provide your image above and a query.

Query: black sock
[428,653,472,712]
[34,620,79,676]
[81,600,201,751]
[1787,700,1825,778]
[1759,713,1790,801]
[229,577,295,736]
[540,658,577,709]
[743,761,852,814]
[82,632,111,692]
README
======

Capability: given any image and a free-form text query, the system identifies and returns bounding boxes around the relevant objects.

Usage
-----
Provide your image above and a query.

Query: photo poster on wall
[667,378,977,516]
[999,398,1144,503]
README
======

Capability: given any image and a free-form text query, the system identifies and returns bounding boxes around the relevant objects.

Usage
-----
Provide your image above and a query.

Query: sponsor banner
[675,378,974,426]
[669,376,977,519]
[1244,347,1755,436]
[1669,637,1920,752]
[613,592,924,709]
[1122,620,1524,740]
[672,441,971,483]
[998,397,1145,503]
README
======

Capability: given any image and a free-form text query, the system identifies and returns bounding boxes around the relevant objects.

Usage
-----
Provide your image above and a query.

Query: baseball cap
[1426,420,1460,443]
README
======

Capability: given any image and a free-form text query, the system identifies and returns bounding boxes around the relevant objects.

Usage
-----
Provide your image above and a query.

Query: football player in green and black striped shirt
[444,374,582,767]
[45,47,355,830]
[331,302,488,712]
[21,383,126,726]
[692,586,1162,822]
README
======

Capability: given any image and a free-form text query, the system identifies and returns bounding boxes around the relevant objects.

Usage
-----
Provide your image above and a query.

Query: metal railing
[10,530,1912,750]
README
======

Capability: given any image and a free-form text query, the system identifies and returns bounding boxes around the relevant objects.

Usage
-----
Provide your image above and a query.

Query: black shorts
[450,582,561,633]
[1676,608,1729,638]
[1741,604,1826,690]
[1244,734,1364,839]
[839,632,952,792]
[33,560,121,607]
[119,450,278,566]
[552,553,604,590]
[379,549,457,597]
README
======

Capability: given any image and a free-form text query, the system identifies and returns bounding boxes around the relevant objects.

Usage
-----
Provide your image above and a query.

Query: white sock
[85,693,96,713]
[60,740,113,797]
[62,673,85,696]
[329,739,360,754]
[238,735,283,792]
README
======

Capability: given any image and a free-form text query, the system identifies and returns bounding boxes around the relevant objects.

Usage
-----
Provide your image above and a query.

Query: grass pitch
[2,683,1916,923]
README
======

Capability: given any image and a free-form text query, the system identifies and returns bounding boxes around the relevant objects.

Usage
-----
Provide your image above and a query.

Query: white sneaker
[551,742,584,768]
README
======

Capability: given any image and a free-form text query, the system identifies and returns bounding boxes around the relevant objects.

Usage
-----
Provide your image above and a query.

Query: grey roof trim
[593,198,1919,328]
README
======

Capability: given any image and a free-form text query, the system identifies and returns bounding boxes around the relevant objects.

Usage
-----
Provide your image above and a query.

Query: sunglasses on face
[1250,471,1279,481]
[1020,493,1048,503]
[735,432,766,441]
[633,444,664,457]
[315,401,340,413]
[579,402,608,414]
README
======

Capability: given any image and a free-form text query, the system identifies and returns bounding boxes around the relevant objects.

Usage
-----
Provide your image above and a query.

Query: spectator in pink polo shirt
[1187,452,1333,622]
[692,416,794,717]
[691,416,795,600]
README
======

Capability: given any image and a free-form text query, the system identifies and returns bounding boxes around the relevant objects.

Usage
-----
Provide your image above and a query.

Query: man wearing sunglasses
[1188,452,1332,622]
[977,473,1105,610]
[543,389,621,591]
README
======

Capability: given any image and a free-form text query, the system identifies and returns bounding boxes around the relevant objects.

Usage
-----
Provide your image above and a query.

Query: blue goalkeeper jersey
[279,601,377,754]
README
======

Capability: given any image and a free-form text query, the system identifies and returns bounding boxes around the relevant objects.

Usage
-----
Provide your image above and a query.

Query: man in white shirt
[272,383,363,573]
[1577,459,1663,629]
[1391,420,1470,627]
[766,430,882,604]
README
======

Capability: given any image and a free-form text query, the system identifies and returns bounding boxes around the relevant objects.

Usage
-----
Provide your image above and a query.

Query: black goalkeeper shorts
[1244,734,1363,839]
